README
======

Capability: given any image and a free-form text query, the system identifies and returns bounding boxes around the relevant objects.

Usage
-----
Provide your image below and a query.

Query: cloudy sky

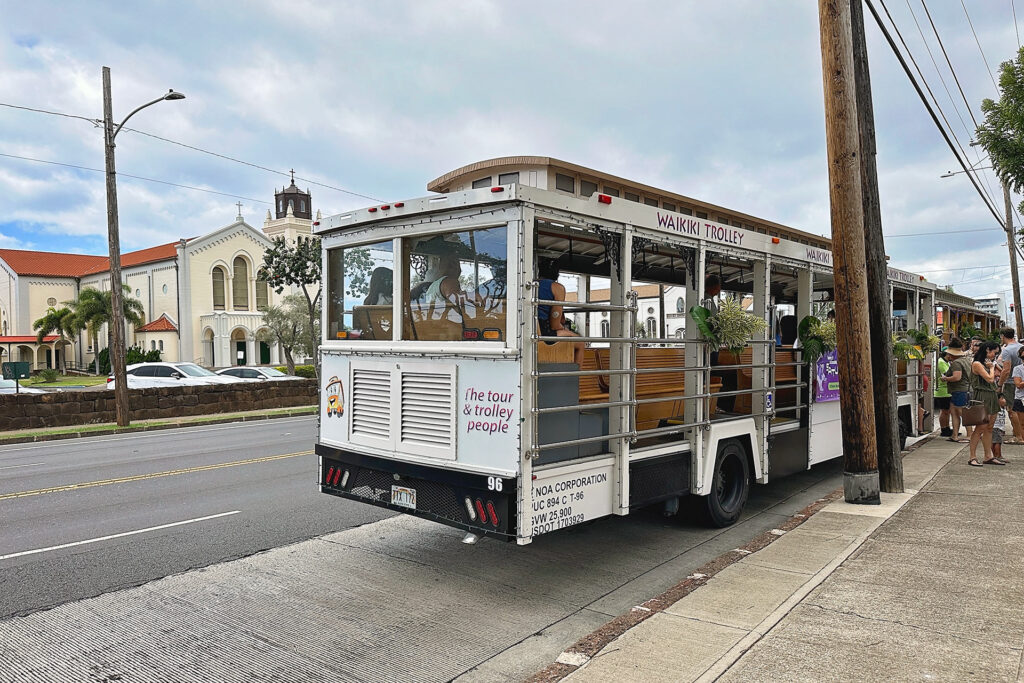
[1,1,1020,301]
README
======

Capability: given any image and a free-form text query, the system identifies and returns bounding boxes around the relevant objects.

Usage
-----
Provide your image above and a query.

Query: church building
[0,180,318,371]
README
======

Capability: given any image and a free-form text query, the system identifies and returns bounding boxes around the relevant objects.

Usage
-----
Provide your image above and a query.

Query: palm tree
[33,306,77,372]
[66,286,146,374]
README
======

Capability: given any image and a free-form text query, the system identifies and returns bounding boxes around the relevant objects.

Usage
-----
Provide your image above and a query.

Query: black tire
[701,440,751,528]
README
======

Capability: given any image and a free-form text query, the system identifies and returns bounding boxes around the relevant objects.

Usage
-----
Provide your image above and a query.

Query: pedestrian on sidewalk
[943,338,972,443]
[935,347,953,437]
[993,408,1007,462]
[997,328,1024,443]
[968,341,1006,467]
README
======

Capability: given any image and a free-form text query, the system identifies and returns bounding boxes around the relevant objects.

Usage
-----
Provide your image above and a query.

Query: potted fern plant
[797,315,837,364]
[689,298,768,352]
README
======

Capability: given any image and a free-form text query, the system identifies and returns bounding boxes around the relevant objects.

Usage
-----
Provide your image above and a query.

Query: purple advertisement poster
[815,350,840,402]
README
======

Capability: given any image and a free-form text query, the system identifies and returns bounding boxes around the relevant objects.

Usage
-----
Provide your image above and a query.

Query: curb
[0,407,317,446]
[526,433,939,683]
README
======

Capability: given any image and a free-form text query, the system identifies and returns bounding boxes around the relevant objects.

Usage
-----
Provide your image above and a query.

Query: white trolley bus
[315,157,937,544]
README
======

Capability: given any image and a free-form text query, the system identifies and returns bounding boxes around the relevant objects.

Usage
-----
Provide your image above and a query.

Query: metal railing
[525,289,812,457]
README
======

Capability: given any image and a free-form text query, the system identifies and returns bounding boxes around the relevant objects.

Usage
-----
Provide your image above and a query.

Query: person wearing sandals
[967,341,1007,467]
[943,338,972,442]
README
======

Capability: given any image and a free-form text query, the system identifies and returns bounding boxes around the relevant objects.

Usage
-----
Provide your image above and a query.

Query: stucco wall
[0,379,317,431]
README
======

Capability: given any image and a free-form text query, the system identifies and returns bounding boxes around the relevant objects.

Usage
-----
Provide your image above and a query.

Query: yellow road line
[0,450,314,502]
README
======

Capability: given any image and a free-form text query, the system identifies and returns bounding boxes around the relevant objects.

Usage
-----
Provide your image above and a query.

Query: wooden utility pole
[103,66,131,427]
[818,0,881,504]
[1005,182,1023,338]
[850,0,902,493]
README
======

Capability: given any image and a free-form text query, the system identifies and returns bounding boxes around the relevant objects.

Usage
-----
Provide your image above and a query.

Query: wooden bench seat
[720,347,800,414]
[578,347,722,431]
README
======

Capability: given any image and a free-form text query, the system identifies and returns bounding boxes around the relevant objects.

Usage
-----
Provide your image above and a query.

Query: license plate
[391,485,417,510]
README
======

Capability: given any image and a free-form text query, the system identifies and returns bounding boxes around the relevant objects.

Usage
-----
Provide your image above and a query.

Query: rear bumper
[316,443,517,541]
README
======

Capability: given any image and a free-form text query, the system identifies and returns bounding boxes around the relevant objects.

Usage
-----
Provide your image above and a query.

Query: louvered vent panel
[351,368,391,440]
[400,372,453,450]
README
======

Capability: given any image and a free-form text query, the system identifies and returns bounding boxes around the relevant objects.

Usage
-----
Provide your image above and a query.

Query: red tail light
[107,376,114,383]
[491,186,504,193]
[475,499,487,523]
[325,466,335,484]
[597,194,612,204]
[332,468,342,486]
[463,329,480,340]
[486,501,499,526]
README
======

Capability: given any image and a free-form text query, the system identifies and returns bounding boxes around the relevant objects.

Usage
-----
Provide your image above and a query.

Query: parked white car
[216,367,303,382]
[106,362,257,389]
[0,379,45,394]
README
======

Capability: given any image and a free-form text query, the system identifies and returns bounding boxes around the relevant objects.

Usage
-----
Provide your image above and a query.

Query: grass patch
[22,374,108,387]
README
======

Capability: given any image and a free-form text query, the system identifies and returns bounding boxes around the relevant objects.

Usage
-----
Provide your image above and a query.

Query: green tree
[976,46,1024,214]
[260,236,323,376]
[32,306,77,372]
[259,294,320,375]
[66,286,146,374]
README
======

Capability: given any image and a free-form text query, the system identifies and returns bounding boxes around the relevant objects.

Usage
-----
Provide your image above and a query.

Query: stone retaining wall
[0,380,319,432]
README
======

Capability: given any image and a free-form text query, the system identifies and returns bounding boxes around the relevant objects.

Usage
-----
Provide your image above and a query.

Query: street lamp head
[940,171,955,178]
[164,89,185,101]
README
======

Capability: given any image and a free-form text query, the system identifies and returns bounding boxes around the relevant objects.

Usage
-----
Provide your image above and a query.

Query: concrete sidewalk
[556,437,1024,682]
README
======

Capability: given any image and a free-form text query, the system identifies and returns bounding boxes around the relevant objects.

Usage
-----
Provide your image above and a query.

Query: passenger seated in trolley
[363,267,393,306]
[537,258,584,365]
[410,253,464,325]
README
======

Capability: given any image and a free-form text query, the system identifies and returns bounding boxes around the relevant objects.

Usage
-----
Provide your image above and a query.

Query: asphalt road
[0,419,846,680]
[0,416,391,619]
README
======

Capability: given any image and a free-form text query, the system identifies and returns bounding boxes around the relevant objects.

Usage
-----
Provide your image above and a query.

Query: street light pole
[1005,182,1024,338]
[102,66,184,427]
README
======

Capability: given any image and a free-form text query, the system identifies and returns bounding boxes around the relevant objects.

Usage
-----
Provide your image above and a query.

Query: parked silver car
[216,367,303,382]
[0,379,45,394]
[107,362,257,389]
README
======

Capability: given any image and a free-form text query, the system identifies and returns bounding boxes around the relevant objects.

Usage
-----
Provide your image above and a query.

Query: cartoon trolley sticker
[325,375,344,417]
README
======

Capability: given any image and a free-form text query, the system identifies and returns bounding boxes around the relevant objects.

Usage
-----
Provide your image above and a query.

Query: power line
[0,152,270,204]
[119,126,384,203]
[0,102,99,125]
[961,0,1000,91]
[869,0,1005,227]
[884,227,1004,237]
[918,0,1003,213]
[0,100,383,203]
[913,263,1005,272]
[1014,0,1021,50]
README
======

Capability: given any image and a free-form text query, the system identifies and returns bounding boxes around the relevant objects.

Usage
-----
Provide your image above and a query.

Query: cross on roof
[290,169,295,184]
[236,201,243,217]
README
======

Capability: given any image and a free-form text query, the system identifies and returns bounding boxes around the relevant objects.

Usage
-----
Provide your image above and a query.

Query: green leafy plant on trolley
[689,298,768,353]
[796,315,837,364]
[903,324,940,354]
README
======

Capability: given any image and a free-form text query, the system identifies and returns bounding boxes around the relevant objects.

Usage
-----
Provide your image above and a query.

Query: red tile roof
[80,242,180,276]
[0,336,59,344]
[136,314,178,333]
[0,242,179,278]
[0,249,107,278]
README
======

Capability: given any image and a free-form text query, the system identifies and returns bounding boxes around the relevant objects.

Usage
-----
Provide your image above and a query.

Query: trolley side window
[326,240,395,340]
[402,226,507,342]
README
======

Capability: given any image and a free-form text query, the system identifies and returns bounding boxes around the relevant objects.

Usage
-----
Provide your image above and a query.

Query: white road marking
[0,510,241,562]
[0,463,43,471]
[0,416,315,453]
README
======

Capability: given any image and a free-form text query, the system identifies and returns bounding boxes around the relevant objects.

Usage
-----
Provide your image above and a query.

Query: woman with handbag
[967,341,1006,467]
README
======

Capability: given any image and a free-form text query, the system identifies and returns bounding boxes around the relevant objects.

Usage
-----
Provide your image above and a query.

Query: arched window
[300,200,306,213]
[150,341,156,351]
[600,320,610,337]
[212,267,226,310]
[256,278,269,311]
[158,340,164,352]
[676,297,684,313]
[646,317,657,337]
[278,199,283,214]
[233,257,249,310]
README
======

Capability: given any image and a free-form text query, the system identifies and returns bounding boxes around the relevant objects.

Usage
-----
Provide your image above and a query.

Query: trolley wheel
[702,440,751,528]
